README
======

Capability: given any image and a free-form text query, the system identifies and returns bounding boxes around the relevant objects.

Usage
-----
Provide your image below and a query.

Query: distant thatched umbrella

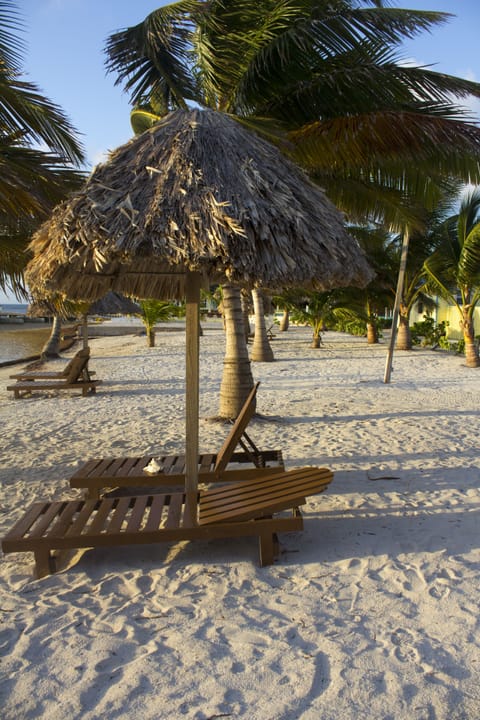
[26,108,373,518]
[88,292,140,316]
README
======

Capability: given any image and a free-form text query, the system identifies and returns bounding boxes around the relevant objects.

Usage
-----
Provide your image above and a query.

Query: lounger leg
[273,532,280,558]
[85,487,101,500]
[258,533,275,567]
[34,549,55,578]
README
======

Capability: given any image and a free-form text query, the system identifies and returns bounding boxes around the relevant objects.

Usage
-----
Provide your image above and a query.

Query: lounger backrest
[62,347,90,376]
[214,382,259,475]
[65,351,90,383]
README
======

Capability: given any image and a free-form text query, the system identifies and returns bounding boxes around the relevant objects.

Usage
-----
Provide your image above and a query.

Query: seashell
[143,458,164,475]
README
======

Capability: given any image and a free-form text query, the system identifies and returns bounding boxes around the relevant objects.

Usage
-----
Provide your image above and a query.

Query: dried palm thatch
[88,292,140,316]
[26,108,372,301]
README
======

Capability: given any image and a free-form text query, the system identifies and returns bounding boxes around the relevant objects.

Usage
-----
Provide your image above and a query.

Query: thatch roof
[26,108,373,301]
[88,292,140,316]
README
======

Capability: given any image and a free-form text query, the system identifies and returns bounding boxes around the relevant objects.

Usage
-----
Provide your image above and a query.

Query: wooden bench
[9,348,93,381]
[2,467,333,577]
[7,350,100,398]
[7,377,101,399]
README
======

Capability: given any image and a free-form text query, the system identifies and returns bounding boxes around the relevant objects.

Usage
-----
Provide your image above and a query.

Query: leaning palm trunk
[240,289,251,342]
[461,310,480,367]
[219,285,255,418]
[41,315,62,359]
[251,288,274,362]
[366,321,379,344]
[396,311,412,350]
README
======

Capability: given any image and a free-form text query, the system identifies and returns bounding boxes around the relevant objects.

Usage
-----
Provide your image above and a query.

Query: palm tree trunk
[279,309,289,332]
[147,327,155,347]
[311,333,321,348]
[367,321,378,344]
[219,285,255,418]
[396,312,412,350]
[462,310,480,367]
[41,315,62,359]
[251,288,274,362]
[240,289,251,342]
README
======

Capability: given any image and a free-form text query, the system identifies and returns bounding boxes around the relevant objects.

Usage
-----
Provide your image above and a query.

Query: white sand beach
[0,323,479,719]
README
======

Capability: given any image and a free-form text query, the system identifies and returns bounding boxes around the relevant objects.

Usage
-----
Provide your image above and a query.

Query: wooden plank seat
[9,348,93,381]
[1,467,333,577]
[70,382,284,498]
[7,350,100,399]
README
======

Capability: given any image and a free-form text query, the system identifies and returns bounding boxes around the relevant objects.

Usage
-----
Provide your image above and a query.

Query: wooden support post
[185,271,201,525]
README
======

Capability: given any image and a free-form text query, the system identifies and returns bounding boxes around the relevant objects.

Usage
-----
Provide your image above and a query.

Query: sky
[2,0,480,303]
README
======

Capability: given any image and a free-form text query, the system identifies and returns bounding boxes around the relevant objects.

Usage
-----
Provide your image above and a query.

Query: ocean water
[0,305,52,365]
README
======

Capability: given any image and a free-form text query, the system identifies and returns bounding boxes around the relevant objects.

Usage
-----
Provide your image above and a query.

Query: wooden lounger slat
[105,457,135,477]
[46,501,85,538]
[126,496,149,533]
[2,502,51,541]
[88,498,116,534]
[165,494,184,529]
[127,457,153,477]
[144,494,166,532]
[71,459,103,481]
[161,455,179,473]
[27,502,67,538]
[169,456,186,474]
[106,497,133,534]
[199,454,216,473]
[115,457,144,477]
[65,500,99,537]
[83,458,116,478]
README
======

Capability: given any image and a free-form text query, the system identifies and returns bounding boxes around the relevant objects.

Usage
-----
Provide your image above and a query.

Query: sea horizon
[0,304,52,365]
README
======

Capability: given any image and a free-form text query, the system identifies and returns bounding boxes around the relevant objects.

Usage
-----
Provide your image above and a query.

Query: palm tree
[105,2,480,222]
[0,0,85,296]
[289,290,337,348]
[219,285,254,418]
[136,299,180,347]
[250,288,274,362]
[424,188,480,367]
[104,1,480,404]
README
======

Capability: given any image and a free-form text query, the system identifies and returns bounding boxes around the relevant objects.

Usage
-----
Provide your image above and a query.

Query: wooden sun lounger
[9,348,91,380]
[7,350,100,399]
[70,382,284,498]
[1,467,333,577]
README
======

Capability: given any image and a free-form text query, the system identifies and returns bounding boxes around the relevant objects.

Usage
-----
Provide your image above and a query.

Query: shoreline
[1,326,479,719]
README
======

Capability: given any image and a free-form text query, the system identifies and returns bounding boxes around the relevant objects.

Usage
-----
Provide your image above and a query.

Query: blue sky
[2,0,480,303]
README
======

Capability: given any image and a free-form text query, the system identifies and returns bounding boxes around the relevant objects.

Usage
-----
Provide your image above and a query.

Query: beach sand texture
[1,324,479,719]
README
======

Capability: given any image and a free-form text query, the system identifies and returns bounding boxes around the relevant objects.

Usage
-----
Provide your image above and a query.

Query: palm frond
[289,112,480,185]
[105,1,201,108]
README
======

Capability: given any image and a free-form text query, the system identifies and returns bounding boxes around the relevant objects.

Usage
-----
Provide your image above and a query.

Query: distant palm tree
[289,291,338,348]
[0,0,85,297]
[250,288,274,362]
[136,299,180,347]
[424,188,480,367]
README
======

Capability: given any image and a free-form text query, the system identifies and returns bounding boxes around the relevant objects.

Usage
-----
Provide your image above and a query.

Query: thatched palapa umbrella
[88,291,140,317]
[26,108,373,521]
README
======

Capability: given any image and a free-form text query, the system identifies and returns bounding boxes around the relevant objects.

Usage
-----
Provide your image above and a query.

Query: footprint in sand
[390,628,421,664]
